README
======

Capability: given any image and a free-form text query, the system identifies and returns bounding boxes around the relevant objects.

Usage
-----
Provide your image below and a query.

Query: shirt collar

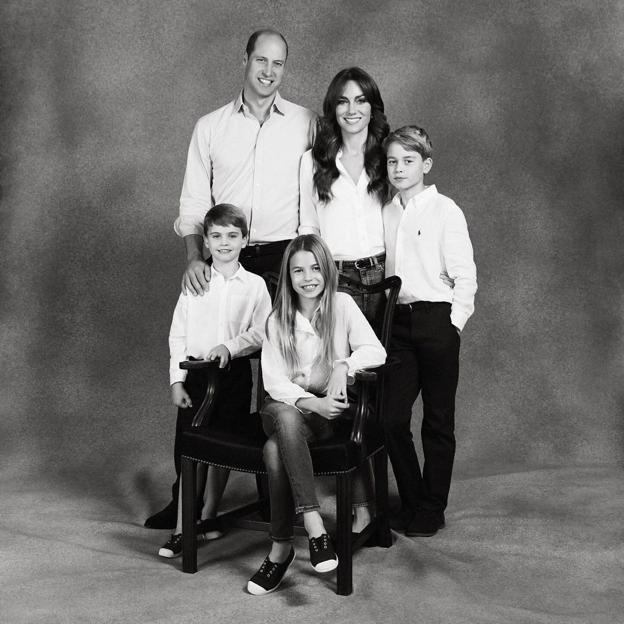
[392,184,438,209]
[234,91,286,118]
[210,263,247,283]
[294,309,319,335]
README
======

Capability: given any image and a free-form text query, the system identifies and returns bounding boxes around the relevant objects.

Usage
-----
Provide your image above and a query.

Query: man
[145,29,316,529]
[176,28,316,295]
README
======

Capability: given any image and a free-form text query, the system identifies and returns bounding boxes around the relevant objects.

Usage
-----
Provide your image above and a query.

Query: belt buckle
[354,257,370,270]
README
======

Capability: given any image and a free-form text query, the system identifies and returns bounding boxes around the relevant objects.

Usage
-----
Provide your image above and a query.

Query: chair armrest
[352,357,401,382]
[349,357,401,443]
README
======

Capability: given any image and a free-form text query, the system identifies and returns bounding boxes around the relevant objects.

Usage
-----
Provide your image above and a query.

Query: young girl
[299,67,389,325]
[246,234,386,596]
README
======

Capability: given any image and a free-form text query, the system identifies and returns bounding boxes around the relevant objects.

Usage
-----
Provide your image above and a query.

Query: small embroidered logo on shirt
[418,230,421,236]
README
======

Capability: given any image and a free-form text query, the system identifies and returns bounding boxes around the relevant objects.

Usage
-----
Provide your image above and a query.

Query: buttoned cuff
[170,369,188,385]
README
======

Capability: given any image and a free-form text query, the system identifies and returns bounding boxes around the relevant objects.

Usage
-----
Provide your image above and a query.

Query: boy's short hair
[203,203,248,238]
[383,125,433,160]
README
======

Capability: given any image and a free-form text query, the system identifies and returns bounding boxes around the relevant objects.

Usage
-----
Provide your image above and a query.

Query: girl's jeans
[261,398,373,542]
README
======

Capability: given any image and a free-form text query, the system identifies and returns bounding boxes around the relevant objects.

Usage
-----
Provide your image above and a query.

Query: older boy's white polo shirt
[168,265,272,384]
[383,185,477,331]
[175,92,316,244]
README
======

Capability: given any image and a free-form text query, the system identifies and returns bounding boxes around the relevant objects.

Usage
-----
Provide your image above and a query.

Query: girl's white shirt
[261,292,386,407]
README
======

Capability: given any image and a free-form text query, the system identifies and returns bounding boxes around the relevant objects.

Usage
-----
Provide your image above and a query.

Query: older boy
[382,126,477,537]
[156,204,272,557]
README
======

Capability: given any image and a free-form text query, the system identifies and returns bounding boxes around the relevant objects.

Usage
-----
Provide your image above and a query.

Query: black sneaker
[405,510,446,537]
[158,533,183,558]
[308,533,338,573]
[197,517,224,541]
[247,549,296,596]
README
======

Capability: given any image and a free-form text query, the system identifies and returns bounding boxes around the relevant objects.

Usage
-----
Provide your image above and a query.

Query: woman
[299,67,389,325]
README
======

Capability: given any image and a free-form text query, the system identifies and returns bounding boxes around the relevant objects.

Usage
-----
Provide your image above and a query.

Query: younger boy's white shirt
[261,292,386,406]
[298,150,385,260]
[383,185,477,331]
[169,264,272,384]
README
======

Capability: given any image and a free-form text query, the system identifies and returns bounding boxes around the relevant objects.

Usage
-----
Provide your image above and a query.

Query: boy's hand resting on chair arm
[207,344,231,369]
[171,382,193,408]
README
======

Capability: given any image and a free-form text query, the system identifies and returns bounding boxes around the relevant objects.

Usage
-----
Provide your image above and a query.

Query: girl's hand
[327,361,348,402]
[313,395,348,420]
[171,382,192,408]
[207,344,231,368]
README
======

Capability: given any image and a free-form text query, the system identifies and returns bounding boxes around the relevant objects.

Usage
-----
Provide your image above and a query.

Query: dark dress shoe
[144,500,177,529]
[405,510,445,537]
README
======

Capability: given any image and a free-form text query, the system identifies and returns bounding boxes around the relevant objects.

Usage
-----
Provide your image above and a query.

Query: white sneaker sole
[312,556,338,573]
[158,547,181,558]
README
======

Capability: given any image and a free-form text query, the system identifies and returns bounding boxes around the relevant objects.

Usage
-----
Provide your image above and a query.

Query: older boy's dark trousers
[382,301,460,513]
[170,359,252,503]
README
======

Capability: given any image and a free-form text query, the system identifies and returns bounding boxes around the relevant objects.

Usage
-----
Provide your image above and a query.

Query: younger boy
[154,203,272,557]
[382,126,477,537]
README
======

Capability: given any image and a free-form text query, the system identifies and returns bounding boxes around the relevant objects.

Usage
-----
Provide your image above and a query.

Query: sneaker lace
[259,557,278,578]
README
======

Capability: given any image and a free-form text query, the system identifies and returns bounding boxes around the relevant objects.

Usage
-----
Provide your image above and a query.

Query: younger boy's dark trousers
[382,301,460,513]
[170,358,252,504]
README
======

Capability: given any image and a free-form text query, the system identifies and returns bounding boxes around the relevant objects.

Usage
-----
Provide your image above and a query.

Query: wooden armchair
[179,275,401,595]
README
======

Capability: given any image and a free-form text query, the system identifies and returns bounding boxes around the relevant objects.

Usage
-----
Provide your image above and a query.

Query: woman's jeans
[261,398,374,542]
[336,259,385,330]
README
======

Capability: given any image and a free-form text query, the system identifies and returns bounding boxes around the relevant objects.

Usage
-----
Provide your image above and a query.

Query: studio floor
[2,464,623,624]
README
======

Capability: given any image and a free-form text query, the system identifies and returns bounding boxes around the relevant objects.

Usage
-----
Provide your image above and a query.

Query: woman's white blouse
[298,150,385,260]
[261,292,386,406]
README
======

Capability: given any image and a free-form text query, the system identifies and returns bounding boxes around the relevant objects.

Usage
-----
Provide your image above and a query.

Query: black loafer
[405,510,445,537]
[144,500,177,529]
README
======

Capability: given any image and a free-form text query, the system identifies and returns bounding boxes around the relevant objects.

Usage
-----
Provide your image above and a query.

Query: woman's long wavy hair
[312,67,389,203]
[266,234,338,378]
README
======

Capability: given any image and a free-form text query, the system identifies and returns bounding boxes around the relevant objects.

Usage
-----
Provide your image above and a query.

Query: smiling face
[243,33,286,101]
[386,142,433,202]
[204,223,247,268]
[335,80,372,138]
[289,250,325,304]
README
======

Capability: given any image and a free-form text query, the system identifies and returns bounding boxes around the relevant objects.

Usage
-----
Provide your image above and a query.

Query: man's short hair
[245,29,289,59]
[203,203,248,238]
[383,125,433,160]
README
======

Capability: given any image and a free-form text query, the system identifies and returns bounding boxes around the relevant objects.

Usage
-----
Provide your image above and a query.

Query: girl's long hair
[267,234,338,378]
[312,67,389,203]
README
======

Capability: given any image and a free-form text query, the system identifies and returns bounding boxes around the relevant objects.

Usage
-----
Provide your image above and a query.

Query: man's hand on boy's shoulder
[182,259,211,296]
[207,344,231,369]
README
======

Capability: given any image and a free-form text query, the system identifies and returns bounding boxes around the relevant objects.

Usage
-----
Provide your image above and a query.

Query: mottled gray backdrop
[1,1,623,490]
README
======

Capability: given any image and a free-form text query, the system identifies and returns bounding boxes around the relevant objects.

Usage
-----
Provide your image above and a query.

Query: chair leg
[336,473,353,595]
[255,473,271,521]
[373,450,392,548]
[182,457,197,573]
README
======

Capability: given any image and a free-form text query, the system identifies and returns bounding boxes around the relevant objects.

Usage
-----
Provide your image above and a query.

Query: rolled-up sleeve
[298,150,321,235]
[175,118,214,238]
